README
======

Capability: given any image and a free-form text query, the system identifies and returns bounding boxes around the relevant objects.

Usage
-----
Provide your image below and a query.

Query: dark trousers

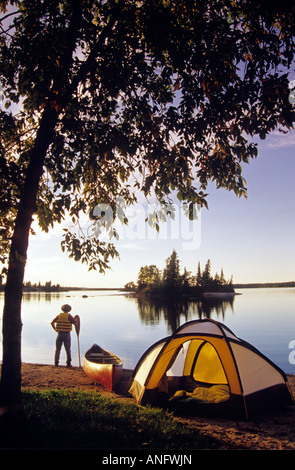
[55,332,71,366]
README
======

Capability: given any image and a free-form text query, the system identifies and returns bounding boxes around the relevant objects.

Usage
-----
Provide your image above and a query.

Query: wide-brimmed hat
[61,304,72,313]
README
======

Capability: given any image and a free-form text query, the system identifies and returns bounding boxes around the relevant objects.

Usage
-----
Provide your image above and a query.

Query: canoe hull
[82,344,123,391]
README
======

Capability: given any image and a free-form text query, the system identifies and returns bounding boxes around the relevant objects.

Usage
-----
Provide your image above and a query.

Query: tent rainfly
[129,319,294,419]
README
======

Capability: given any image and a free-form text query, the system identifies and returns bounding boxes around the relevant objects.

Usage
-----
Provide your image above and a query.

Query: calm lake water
[0,287,294,374]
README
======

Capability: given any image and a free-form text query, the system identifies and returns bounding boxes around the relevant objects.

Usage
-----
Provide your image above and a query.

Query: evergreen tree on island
[126,250,234,296]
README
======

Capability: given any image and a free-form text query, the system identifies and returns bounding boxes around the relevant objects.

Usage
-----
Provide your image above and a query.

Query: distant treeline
[0,281,64,292]
[234,281,295,289]
[0,282,124,292]
[124,250,234,297]
[23,281,65,292]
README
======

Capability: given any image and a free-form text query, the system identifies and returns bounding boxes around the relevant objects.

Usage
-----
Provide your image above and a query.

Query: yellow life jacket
[56,312,72,332]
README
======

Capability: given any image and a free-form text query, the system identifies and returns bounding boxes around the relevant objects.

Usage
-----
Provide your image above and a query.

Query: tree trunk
[0,1,86,411]
[0,0,125,412]
[0,104,59,408]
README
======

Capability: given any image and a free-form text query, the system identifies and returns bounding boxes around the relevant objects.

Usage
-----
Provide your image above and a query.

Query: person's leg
[64,333,72,367]
[54,333,62,366]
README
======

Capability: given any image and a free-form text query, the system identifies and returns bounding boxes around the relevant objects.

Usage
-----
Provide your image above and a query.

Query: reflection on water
[0,288,294,373]
[22,292,65,302]
[132,295,235,333]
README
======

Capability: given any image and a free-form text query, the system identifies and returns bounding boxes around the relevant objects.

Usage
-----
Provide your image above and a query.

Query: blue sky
[24,128,295,288]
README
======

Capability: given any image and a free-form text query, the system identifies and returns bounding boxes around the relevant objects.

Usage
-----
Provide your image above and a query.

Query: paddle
[74,315,81,367]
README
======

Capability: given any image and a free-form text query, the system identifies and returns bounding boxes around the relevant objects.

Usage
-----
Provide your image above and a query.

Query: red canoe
[82,344,123,391]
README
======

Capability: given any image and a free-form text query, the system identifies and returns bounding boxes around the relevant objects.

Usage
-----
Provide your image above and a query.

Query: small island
[124,249,235,299]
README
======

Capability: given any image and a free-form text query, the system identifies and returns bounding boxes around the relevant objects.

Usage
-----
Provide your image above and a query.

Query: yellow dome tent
[129,319,293,419]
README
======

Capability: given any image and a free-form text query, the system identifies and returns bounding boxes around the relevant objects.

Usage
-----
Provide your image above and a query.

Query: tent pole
[242,395,249,420]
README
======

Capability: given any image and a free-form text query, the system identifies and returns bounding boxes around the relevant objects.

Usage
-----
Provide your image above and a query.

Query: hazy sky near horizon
[24,128,295,289]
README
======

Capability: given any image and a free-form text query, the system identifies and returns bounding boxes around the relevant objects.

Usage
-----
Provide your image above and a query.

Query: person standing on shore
[51,304,76,368]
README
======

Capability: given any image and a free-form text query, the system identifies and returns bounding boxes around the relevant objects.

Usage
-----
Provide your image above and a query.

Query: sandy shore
[18,362,295,450]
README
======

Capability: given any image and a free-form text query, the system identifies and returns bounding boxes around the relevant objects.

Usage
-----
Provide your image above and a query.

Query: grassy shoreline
[9,388,214,450]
